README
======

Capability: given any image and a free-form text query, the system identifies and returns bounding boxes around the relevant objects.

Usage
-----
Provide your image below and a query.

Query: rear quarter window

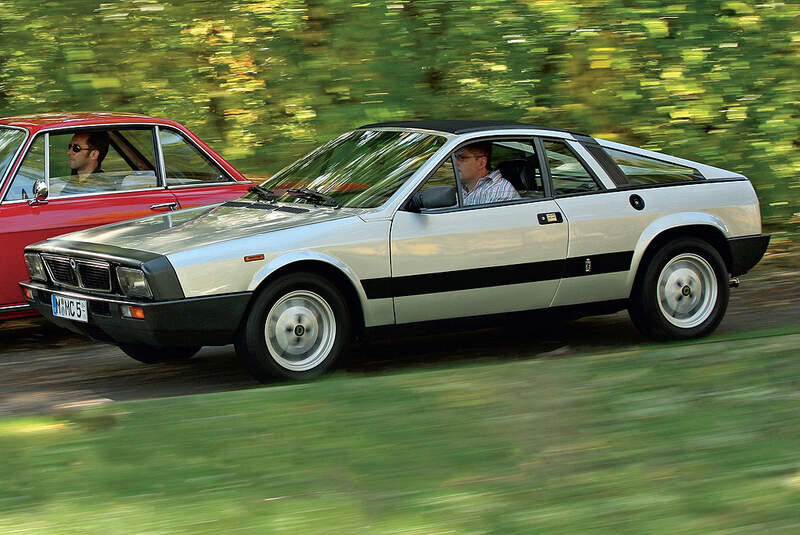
[604,148,704,185]
[542,139,602,195]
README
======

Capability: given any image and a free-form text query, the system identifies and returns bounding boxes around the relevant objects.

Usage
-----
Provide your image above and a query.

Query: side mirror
[29,180,49,205]
[406,185,457,212]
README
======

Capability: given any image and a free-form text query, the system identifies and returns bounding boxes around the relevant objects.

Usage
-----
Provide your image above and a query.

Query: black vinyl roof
[358,119,586,136]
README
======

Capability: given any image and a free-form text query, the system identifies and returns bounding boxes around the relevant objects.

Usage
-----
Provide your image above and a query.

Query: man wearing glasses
[61,132,110,195]
[455,142,520,206]
[67,132,109,176]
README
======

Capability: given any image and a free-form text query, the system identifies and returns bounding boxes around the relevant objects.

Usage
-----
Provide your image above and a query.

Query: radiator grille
[42,254,112,292]
[77,263,112,291]
[43,255,78,286]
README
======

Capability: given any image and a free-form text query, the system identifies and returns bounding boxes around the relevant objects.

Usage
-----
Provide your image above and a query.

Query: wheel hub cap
[265,290,336,372]
[657,253,718,329]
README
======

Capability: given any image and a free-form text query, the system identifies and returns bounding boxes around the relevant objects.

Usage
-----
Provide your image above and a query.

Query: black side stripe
[362,251,633,299]
[564,251,633,278]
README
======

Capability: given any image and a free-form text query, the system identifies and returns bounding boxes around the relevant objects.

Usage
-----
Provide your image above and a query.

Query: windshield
[248,130,446,208]
[0,127,27,185]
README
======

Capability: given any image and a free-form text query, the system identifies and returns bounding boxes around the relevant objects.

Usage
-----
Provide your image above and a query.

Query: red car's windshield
[0,127,27,192]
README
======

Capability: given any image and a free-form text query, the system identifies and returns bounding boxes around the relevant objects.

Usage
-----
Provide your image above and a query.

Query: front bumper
[21,281,251,347]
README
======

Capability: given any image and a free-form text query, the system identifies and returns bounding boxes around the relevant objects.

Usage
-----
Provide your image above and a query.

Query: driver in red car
[62,132,110,194]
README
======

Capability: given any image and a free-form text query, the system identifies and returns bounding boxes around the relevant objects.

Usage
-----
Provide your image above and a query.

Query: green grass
[2,329,800,534]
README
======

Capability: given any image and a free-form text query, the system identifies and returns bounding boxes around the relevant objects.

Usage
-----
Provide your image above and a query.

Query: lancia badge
[584,258,592,273]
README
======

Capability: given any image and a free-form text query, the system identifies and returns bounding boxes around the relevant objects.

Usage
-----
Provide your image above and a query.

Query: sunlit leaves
[0,0,796,221]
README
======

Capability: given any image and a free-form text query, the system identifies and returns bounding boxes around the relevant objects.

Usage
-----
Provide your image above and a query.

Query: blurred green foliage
[0,0,797,223]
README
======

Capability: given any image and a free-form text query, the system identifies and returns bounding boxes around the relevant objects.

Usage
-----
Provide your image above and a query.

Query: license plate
[51,294,88,323]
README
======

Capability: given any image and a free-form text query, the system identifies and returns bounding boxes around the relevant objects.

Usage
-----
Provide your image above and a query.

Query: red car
[0,112,252,320]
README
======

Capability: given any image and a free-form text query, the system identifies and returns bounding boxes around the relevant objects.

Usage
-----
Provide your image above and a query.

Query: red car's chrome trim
[2,182,251,206]
[1,187,166,205]
[0,304,32,312]
[166,182,247,189]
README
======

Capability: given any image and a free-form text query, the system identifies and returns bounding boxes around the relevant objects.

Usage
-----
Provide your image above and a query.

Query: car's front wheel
[629,237,729,340]
[235,272,351,381]
[118,344,201,364]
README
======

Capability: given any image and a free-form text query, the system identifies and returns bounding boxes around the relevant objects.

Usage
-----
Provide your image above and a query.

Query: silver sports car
[21,121,769,380]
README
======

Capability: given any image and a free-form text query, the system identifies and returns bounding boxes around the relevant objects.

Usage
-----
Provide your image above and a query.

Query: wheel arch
[246,253,367,336]
[627,215,732,297]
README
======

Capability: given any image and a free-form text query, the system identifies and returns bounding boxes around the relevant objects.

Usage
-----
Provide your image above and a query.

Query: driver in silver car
[455,142,520,205]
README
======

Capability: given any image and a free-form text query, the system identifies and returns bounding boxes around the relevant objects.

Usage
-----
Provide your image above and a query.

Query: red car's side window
[49,128,159,197]
[159,128,233,186]
[6,128,162,200]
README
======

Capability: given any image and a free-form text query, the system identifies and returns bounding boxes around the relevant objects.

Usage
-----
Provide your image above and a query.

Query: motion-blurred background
[1,0,797,227]
[2,4,800,533]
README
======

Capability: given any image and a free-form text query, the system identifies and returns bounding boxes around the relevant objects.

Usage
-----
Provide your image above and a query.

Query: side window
[107,129,159,190]
[491,140,544,199]
[542,140,601,195]
[5,136,44,201]
[604,148,703,185]
[424,157,458,191]
[416,157,459,209]
[48,129,158,197]
[159,128,231,186]
[449,138,541,208]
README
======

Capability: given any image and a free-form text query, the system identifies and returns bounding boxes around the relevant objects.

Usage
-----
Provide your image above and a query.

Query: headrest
[497,159,535,191]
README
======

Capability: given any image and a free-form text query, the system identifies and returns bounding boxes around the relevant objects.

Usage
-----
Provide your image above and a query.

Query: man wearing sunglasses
[67,132,110,176]
[60,132,110,195]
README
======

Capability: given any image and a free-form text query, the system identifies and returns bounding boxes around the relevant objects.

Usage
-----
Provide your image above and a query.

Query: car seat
[497,158,541,194]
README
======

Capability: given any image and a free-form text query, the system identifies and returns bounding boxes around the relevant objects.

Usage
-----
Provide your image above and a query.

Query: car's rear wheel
[629,237,729,340]
[235,272,350,381]
[118,344,201,364]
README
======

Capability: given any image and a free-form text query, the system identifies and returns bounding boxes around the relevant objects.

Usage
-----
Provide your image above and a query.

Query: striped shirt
[463,169,521,206]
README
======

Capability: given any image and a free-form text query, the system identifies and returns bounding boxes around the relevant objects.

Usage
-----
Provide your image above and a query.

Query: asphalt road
[1,248,798,417]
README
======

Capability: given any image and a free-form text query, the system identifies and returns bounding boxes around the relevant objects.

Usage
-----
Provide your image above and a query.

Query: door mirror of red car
[30,180,49,205]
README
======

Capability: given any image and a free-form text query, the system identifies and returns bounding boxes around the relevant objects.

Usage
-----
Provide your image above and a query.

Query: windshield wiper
[286,188,339,208]
[248,184,276,202]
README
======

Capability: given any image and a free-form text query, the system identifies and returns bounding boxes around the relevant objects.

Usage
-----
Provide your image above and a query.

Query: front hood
[57,201,371,255]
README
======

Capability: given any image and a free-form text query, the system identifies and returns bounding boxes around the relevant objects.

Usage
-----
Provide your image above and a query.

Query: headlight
[24,253,48,282]
[116,267,153,298]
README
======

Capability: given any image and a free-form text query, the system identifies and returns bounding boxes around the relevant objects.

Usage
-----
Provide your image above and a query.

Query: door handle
[150,202,179,211]
[537,212,563,225]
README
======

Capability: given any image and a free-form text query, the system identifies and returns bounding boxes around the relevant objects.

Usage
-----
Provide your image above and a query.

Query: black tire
[235,272,351,381]
[119,344,201,364]
[629,237,729,340]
